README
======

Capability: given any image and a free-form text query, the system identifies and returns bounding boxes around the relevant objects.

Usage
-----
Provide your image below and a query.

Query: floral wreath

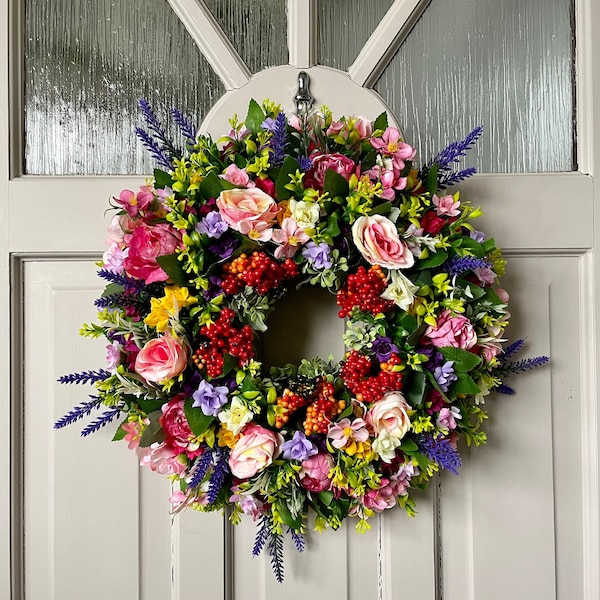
[57,98,548,582]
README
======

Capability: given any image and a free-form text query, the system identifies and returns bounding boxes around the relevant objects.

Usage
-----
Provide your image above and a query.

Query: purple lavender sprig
[496,355,550,376]
[97,269,146,293]
[501,338,526,359]
[416,433,462,475]
[432,126,483,171]
[298,155,313,172]
[207,448,230,503]
[445,256,492,277]
[54,396,102,429]
[267,530,285,583]
[57,369,111,385]
[189,448,213,490]
[288,529,305,553]
[94,291,145,310]
[170,108,197,145]
[439,167,478,187]
[80,406,122,437]
[136,99,180,168]
[253,514,271,556]
[269,112,288,167]
[496,383,516,395]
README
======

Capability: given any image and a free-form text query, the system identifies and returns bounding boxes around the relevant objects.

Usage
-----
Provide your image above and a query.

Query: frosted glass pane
[205,0,288,73]
[25,0,225,175]
[375,0,575,173]
[319,0,394,70]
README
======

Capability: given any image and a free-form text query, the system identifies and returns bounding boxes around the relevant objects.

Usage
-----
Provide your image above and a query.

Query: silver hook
[295,71,313,115]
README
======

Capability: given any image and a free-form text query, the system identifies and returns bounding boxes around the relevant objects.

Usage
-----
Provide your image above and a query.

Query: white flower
[217,397,253,435]
[372,430,402,464]
[289,199,320,231]
[381,270,419,311]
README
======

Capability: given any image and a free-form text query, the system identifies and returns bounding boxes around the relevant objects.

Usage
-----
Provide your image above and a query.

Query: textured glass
[25,0,225,175]
[205,0,288,74]
[375,0,575,173]
[319,0,394,70]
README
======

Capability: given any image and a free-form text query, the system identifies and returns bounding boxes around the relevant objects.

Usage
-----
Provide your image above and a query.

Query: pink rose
[228,424,282,479]
[159,395,201,458]
[352,215,414,269]
[220,164,254,188]
[134,334,188,383]
[362,478,397,512]
[424,310,477,349]
[366,391,411,439]
[138,442,187,475]
[124,222,181,284]
[299,453,334,492]
[307,153,356,190]
[216,187,279,241]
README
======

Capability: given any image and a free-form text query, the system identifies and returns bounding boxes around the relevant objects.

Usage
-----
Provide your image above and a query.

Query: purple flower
[298,156,313,172]
[281,431,318,461]
[470,229,485,243]
[192,380,229,416]
[372,336,399,362]
[261,117,277,132]
[433,361,457,392]
[209,235,239,259]
[196,211,228,239]
[203,275,224,300]
[302,242,332,270]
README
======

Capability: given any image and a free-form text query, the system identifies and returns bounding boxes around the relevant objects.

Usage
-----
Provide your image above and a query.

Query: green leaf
[404,371,427,406]
[318,490,334,507]
[199,171,225,201]
[139,411,165,448]
[244,99,265,134]
[481,237,497,254]
[102,283,124,298]
[361,149,377,171]
[323,169,349,199]
[275,156,299,201]
[321,214,341,241]
[154,168,173,189]
[277,500,303,530]
[184,397,214,436]
[483,287,503,306]
[156,254,187,287]
[221,353,238,378]
[399,439,418,453]
[456,279,486,300]
[411,451,431,471]
[439,347,482,372]
[112,423,127,442]
[370,201,392,216]
[425,164,439,195]
[135,396,166,415]
[458,237,484,257]
[452,373,481,395]
[373,112,388,131]
[418,251,448,269]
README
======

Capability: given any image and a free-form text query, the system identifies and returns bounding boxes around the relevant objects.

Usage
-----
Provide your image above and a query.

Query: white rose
[372,430,402,464]
[289,199,320,231]
[218,397,253,435]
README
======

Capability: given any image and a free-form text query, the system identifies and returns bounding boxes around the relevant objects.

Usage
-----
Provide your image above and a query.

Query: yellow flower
[217,427,240,448]
[144,286,198,332]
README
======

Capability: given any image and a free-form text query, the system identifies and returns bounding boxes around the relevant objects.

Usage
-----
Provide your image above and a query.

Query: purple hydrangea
[302,241,332,270]
[372,336,399,362]
[281,431,318,461]
[192,380,229,416]
[196,211,228,239]
[433,361,458,392]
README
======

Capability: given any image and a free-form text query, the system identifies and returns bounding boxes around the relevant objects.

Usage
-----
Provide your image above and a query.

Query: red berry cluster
[336,265,395,318]
[193,308,254,377]
[340,350,403,403]
[303,381,346,435]
[221,251,298,296]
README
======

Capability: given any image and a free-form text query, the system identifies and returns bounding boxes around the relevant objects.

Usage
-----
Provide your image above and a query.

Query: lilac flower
[470,229,485,243]
[105,342,121,372]
[196,211,228,239]
[432,361,457,392]
[209,235,239,259]
[281,431,318,461]
[372,336,399,362]
[192,380,229,416]
[261,117,277,131]
[302,242,332,270]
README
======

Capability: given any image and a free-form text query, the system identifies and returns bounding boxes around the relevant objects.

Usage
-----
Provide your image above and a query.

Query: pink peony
[216,187,279,241]
[220,164,255,188]
[352,215,414,269]
[124,222,181,284]
[307,152,356,190]
[159,396,201,458]
[138,442,187,475]
[228,424,283,479]
[366,391,411,440]
[299,453,334,492]
[424,309,477,349]
[134,334,188,383]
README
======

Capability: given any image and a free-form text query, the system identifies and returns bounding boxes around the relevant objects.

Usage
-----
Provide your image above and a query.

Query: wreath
[57,98,547,582]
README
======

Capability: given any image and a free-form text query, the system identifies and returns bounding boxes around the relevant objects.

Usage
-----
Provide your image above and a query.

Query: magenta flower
[271,217,310,258]
[370,127,416,169]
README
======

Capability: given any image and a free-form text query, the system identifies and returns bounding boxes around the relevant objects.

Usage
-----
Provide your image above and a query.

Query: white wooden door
[2,1,599,599]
